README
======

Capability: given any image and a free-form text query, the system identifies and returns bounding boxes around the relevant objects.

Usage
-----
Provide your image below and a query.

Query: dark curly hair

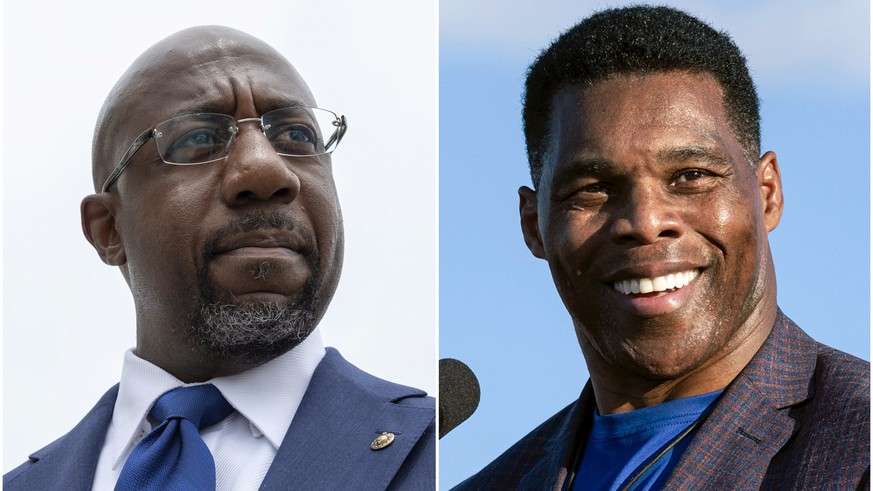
[523,5,760,188]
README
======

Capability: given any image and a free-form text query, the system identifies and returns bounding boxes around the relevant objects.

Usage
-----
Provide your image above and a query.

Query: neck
[585,302,777,416]
[134,324,279,382]
[134,341,261,382]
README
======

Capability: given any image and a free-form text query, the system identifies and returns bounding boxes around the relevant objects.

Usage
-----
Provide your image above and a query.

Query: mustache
[203,210,316,260]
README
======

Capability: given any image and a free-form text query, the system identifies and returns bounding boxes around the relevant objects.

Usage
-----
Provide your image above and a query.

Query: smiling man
[4,26,433,490]
[454,6,868,490]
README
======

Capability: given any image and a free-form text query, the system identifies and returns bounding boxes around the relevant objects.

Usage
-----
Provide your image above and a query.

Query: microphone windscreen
[439,358,480,438]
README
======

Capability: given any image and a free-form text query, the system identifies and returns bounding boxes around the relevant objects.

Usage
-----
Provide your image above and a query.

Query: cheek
[707,189,765,292]
[544,210,606,288]
[122,186,208,283]
[297,172,344,305]
[300,174,342,257]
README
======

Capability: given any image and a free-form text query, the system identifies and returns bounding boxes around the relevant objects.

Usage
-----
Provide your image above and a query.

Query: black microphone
[439,358,480,438]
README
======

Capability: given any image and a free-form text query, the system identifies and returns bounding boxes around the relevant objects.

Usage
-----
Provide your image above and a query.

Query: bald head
[91,26,314,191]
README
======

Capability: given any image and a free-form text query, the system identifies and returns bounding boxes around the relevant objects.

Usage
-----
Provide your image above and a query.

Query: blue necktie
[115,384,234,491]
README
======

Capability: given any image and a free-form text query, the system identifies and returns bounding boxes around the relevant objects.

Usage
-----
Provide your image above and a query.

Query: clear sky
[3,0,437,471]
[439,0,869,488]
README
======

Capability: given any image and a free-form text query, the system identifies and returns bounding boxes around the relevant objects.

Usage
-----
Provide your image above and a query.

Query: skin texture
[519,72,783,415]
[81,27,344,382]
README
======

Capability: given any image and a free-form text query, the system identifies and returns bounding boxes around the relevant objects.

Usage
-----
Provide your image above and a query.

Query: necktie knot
[150,384,234,429]
[116,384,234,490]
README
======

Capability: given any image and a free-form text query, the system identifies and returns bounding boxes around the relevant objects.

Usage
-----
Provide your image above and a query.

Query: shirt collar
[107,329,326,469]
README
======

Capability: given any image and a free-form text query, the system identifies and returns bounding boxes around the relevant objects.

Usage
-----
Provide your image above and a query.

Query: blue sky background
[439,0,870,488]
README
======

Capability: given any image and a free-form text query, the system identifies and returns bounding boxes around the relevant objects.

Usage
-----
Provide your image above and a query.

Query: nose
[610,184,683,244]
[219,125,301,206]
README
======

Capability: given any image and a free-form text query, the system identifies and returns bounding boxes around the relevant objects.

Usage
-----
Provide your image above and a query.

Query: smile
[613,269,700,295]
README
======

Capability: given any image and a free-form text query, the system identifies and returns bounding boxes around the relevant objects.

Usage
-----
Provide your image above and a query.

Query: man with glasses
[4,26,434,490]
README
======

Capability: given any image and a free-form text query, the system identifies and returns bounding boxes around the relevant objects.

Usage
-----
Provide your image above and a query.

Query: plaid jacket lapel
[662,310,815,489]
[513,384,596,491]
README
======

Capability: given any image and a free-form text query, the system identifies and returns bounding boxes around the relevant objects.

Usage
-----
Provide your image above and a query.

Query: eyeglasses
[101,106,347,192]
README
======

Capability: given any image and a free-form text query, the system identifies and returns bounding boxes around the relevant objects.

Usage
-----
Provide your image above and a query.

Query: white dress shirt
[90,329,326,491]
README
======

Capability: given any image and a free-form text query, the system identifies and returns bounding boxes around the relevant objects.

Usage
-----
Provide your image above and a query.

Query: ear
[757,151,783,232]
[519,186,546,259]
[81,193,126,265]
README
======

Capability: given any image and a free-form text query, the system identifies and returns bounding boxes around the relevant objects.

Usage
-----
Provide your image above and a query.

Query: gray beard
[188,211,321,364]
[190,282,319,363]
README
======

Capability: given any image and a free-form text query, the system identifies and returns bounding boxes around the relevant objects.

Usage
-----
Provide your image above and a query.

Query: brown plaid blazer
[453,311,870,490]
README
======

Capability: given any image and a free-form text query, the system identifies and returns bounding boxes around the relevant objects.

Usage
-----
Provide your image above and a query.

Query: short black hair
[523,5,760,187]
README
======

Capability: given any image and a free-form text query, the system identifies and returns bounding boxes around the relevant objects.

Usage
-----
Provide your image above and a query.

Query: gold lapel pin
[370,431,395,450]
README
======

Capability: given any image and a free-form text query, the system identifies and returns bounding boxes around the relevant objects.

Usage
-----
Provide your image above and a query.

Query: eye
[581,183,608,194]
[669,168,723,193]
[162,127,229,164]
[675,169,707,183]
[559,181,611,208]
[268,123,320,155]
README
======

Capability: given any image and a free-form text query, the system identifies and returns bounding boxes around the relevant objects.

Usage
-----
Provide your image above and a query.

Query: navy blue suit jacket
[4,348,435,490]
[454,311,869,490]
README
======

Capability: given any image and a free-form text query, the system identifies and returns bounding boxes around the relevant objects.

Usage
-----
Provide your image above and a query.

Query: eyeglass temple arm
[324,115,347,151]
[101,128,156,192]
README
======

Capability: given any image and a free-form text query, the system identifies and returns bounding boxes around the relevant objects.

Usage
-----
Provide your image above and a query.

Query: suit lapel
[516,426,571,491]
[3,385,118,491]
[517,384,595,491]
[259,349,434,489]
[663,311,817,488]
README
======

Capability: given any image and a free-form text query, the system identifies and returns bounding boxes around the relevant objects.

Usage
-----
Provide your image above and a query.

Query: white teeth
[639,278,654,294]
[613,269,699,295]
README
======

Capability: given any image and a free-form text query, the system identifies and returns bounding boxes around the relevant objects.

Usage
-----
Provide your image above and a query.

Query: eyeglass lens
[154,107,340,165]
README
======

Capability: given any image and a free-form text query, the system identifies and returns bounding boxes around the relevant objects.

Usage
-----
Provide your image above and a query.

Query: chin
[190,301,318,362]
[188,269,323,362]
[586,326,708,380]
[621,340,720,382]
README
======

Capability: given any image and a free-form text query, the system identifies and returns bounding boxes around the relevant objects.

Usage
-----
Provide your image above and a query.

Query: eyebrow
[551,157,616,183]
[656,146,732,167]
[171,96,310,118]
[259,96,310,110]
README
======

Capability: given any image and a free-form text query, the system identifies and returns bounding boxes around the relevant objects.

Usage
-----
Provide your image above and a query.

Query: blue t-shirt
[572,390,722,490]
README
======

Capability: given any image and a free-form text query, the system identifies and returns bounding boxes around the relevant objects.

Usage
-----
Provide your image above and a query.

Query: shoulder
[453,401,577,490]
[763,315,870,488]
[296,348,434,489]
[317,347,434,409]
[804,342,869,441]
[778,314,869,422]
[3,385,118,490]
[812,343,869,401]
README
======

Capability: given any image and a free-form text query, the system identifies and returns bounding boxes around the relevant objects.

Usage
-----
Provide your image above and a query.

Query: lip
[207,228,313,298]
[212,230,306,257]
[604,261,702,282]
[602,263,705,317]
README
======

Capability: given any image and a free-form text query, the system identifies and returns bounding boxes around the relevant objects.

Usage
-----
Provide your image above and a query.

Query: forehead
[116,34,315,126]
[551,72,728,143]
[543,72,743,179]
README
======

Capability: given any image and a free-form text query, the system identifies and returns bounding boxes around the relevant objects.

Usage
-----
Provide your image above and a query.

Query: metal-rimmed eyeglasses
[101,106,347,192]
